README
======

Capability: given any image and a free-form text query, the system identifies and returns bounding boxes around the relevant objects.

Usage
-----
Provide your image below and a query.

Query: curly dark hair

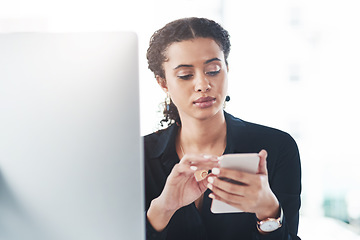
[146,17,231,127]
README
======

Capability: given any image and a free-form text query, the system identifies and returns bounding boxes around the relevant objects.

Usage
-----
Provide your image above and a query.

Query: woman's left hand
[207,149,280,220]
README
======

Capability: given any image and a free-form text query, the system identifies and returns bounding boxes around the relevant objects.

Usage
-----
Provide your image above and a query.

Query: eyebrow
[173,58,221,70]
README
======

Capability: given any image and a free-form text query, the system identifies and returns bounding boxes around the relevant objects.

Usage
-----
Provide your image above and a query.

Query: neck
[177,111,227,156]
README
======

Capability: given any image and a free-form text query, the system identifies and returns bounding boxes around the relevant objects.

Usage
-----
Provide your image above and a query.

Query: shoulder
[143,124,178,159]
[226,112,294,141]
[224,112,298,155]
[245,120,295,144]
[144,125,174,147]
[144,128,169,146]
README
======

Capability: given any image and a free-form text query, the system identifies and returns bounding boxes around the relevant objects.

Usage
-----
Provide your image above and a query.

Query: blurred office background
[1,0,360,238]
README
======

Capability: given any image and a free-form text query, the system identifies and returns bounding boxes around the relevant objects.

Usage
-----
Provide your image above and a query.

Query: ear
[156,75,168,93]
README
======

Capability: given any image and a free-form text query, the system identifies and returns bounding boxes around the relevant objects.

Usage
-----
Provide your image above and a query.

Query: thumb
[257,149,268,175]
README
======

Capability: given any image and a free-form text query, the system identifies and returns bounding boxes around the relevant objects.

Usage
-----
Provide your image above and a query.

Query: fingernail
[212,168,220,175]
[209,193,215,199]
[207,176,214,184]
[190,166,198,171]
[207,183,213,190]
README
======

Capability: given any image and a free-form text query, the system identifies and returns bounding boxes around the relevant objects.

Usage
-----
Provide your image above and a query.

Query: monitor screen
[0,32,144,240]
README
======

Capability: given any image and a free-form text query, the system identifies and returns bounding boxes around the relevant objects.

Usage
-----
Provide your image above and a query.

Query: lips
[193,96,216,103]
[193,96,216,108]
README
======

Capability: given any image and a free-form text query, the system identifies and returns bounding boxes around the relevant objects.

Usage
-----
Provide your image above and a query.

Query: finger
[194,169,210,182]
[180,154,220,176]
[171,163,197,177]
[180,154,220,166]
[257,149,268,175]
[208,192,247,212]
[193,164,221,182]
[190,161,220,172]
[207,180,244,206]
[212,167,254,185]
[197,175,212,190]
[207,176,247,196]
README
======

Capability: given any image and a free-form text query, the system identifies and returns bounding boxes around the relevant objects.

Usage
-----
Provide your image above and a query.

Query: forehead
[164,38,225,66]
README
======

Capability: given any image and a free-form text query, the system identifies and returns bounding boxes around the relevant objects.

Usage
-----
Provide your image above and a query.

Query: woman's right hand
[147,154,219,231]
[159,154,220,211]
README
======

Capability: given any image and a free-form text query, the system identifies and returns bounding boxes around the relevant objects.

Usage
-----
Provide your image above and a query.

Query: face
[158,38,228,122]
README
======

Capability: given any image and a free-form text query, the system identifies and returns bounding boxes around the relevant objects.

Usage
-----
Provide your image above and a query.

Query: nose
[194,74,211,92]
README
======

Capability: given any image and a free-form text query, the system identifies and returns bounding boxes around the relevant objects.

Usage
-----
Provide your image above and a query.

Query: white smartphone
[210,153,260,214]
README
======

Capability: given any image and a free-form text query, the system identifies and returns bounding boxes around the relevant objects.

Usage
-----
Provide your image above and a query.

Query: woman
[144,17,301,240]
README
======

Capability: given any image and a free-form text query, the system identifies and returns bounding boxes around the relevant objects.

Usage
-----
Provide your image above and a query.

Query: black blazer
[144,111,301,240]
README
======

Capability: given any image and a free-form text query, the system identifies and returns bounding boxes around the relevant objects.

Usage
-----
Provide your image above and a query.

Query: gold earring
[165,93,171,111]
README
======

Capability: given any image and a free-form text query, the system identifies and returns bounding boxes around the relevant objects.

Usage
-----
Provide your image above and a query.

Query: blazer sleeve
[255,133,302,240]
[145,213,169,240]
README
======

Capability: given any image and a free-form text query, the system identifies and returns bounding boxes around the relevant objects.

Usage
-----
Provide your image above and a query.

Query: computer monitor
[0,32,144,240]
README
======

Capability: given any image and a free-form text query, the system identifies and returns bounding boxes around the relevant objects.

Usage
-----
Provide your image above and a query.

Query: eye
[205,64,221,76]
[177,74,193,80]
[206,70,221,76]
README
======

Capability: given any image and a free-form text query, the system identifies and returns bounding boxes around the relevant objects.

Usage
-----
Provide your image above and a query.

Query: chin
[193,106,223,121]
